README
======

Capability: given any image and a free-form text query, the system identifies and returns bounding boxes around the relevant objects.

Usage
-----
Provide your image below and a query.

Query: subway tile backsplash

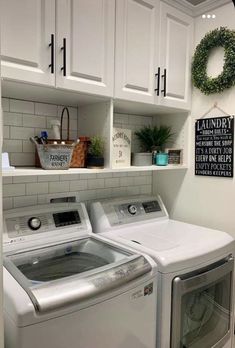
[2,98,153,210]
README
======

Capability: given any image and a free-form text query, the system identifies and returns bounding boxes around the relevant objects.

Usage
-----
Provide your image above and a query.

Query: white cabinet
[157,2,193,110]
[1,0,55,86]
[56,0,115,97]
[1,0,115,97]
[115,0,159,104]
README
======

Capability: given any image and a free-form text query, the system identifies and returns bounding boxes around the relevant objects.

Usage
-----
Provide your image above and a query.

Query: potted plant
[87,136,105,169]
[134,125,174,166]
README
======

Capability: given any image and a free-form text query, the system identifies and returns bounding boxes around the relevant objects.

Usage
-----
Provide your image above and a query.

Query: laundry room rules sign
[195,116,234,177]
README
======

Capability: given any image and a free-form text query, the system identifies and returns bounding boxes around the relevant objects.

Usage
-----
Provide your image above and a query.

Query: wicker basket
[36,143,74,170]
[35,107,90,168]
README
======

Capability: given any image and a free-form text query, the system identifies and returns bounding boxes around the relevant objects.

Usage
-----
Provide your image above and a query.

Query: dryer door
[171,256,234,348]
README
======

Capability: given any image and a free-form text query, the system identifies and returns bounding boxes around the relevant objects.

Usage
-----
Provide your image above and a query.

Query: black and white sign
[195,116,234,178]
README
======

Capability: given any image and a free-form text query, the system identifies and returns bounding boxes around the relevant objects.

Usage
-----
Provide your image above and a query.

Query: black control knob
[128,204,137,215]
[28,217,41,230]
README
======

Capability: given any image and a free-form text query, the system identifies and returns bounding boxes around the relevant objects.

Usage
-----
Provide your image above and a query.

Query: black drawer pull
[61,38,67,76]
[49,34,54,74]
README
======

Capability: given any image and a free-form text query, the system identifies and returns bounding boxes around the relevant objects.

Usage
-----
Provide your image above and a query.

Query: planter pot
[87,155,104,169]
[155,153,168,166]
[132,152,152,166]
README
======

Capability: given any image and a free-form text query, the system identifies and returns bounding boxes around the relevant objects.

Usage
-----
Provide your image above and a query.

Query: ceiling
[184,0,207,5]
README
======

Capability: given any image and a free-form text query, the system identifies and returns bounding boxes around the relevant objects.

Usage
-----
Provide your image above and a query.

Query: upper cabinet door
[56,0,115,97]
[1,0,55,86]
[158,3,193,110]
[115,0,159,104]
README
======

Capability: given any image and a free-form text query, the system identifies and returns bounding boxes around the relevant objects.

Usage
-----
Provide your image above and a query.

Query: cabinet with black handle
[115,0,193,111]
[0,0,115,98]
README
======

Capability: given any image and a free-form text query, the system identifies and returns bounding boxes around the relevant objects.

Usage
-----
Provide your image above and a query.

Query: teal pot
[132,152,152,166]
[87,154,104,169]
[155,153,169,166]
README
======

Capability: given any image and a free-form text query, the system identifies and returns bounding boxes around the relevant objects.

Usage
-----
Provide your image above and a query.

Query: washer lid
[102,219,235,273]
[4,236,152,313]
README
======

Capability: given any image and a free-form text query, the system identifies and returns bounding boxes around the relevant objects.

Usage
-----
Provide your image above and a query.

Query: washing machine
[3,202,158,348]
[90,195,235,348]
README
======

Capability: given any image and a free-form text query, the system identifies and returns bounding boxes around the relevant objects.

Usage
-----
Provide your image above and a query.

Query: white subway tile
[3,126,10,139]
[2,98,10,112]
[76,189,97,201]
[10,99,34,114]
[3,184,25,197]
[128,171,142,177]
[127,186,140,195]
[140,185,152,195]
[112,172,126,178]
[114,113,129,125]
[87,178,105,190]
[10,153,35,166]
[70,180,88,191]
[37,195,48,205]
[133,176,152,186]
[3,177,13,184]
[10,126,34,140]
[49,181,70,193]
[3,140,22,153]
[59,174,79,181]
[96,173,113,178]
[23,115,46,128]
[81,173,97,179]
[104,177,120,188]
[35,102,57,117]
[38,175,60,182]
[26,182,48,195]
[3,198,13,210]
[23,140,35,153]
[4,112,23,126]
[13,176,37,184]
[120,177,134,187]
[13,195,38,208]
[111,187,127,197]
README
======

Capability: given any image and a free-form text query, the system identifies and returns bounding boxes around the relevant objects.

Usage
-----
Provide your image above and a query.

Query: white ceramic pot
[132,152,152,166]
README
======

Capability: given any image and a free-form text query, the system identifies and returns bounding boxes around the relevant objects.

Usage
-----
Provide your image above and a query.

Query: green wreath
[192,27,235,95]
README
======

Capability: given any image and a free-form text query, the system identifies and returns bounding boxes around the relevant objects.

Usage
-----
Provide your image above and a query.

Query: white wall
[154,2,235,237]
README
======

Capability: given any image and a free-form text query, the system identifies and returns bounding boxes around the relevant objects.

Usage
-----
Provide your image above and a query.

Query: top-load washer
[3,202,157,348]
[90,195,235,348]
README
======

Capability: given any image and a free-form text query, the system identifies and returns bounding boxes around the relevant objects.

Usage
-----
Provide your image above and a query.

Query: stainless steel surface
[171,257,234,348]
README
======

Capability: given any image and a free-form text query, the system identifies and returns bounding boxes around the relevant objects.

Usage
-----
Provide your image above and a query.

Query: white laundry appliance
[3,202,157,348]
[90,195,235,348]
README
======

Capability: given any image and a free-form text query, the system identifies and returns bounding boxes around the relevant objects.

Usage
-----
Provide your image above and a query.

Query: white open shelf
[2,164,188,177]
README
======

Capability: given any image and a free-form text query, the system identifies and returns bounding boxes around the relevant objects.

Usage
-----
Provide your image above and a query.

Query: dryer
[90,195,235,348]
[3,202,157,348]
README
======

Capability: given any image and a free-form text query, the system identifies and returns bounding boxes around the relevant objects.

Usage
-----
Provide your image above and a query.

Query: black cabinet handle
[49,34,54,74]
[154,67,160,96]
[61,38,67,76]
[161,68,166,97]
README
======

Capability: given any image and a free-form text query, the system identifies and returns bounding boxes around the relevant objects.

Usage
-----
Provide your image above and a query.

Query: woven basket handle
[60,107,70,141]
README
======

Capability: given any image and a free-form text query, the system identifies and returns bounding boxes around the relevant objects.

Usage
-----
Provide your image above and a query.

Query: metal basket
[36,143,74,170]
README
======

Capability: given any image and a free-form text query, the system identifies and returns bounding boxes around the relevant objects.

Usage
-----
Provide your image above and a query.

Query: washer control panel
[100,196,167,226]
[3,203,90,247]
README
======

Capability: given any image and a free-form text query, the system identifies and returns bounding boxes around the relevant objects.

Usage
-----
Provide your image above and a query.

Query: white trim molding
[162,0,232,17]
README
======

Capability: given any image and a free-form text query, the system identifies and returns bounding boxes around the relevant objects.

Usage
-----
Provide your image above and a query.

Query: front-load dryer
[90,195,235,348]
[3,202,157,348]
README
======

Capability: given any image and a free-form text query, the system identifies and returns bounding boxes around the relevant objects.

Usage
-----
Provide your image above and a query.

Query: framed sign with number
[195,116,234,177]
[112,128,131,168]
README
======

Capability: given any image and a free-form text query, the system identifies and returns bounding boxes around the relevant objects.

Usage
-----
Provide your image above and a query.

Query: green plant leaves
[192,27,235,95]
[135,126,174,152]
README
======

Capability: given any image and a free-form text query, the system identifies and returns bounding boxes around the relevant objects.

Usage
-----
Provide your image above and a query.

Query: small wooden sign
[112,128,131,168]
[195,116,234,178]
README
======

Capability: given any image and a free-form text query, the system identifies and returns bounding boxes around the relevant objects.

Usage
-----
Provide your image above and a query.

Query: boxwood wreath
[192,27,235,95]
